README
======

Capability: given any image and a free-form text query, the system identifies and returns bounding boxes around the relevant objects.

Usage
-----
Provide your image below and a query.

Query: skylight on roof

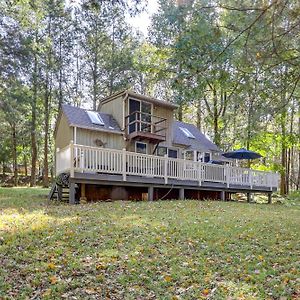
[179,127,195,139]
[87,111,104,125]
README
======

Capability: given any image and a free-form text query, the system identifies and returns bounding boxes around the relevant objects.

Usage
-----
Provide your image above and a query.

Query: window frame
[156,146,167,157]
[168,149,178,158]
[135,141,147,154]
[87,111,104,125]
[179,127,195,139]
[128,98,153,134]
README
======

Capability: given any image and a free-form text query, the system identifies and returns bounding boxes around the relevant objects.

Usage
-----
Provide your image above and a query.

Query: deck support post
[267,192,272,204]
[81,183,86,197]
[247,193,252,203]
[80,183,87,203]
[69,182,76,204]
[220,191,225,201]
[148,186,154,201]
[179,188,185,200]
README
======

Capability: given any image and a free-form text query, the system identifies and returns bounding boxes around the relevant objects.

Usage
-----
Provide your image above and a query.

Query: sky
[127,0,159,36]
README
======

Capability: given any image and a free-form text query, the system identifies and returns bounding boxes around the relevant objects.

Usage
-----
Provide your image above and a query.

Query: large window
[135,142,147,154]
[128,99,152,134]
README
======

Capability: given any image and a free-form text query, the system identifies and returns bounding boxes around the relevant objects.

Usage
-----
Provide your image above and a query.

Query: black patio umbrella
[222,148,262,160]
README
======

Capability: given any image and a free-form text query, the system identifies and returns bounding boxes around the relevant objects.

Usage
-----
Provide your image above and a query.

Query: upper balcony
[125,111,167,143]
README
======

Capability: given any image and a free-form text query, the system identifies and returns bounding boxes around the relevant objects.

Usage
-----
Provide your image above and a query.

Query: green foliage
[0,0,299,191]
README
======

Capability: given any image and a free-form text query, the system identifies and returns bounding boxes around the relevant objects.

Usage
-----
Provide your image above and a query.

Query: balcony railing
[56,143,280,190]
[125,111,167,142]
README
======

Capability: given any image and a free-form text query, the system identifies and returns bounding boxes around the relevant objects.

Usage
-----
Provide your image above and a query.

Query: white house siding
[55,114,72,150]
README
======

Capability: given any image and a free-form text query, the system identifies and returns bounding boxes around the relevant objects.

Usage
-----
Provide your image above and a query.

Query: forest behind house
[0,0,299,195]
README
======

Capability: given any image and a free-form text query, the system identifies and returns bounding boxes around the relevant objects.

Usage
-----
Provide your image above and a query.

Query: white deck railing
[56,143,280,190]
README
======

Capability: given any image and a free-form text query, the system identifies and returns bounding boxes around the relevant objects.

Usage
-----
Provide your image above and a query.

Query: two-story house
[52,90,279,203]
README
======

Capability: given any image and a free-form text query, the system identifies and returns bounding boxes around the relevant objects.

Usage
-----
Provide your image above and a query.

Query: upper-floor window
[179,127,195,139]
[87,111,104,125]
[128,99,152,134]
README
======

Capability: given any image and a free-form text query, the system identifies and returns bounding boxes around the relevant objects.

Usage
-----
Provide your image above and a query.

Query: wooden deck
[56,143,280,203]
[72,172,277,193]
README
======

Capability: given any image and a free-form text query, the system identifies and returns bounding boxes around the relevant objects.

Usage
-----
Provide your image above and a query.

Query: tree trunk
[297,102,300,190]
[43,72,50,188]
[280,111,288,195]
[22,143,28,177]
[92,18,99,110]
[196,98,202,130]
[11,124,18,186]
[30,48,38,187]
[58,35,63,107]
[213,90,220,146]
[2,161,5,176]
[177,104,183,121]
[92,55,98,110]
[24,153,28,177]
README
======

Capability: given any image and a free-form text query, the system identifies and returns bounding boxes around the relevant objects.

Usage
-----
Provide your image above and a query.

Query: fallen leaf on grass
[47,262,56,270]
[49,275,58,284]
[202,288,210,296]
[164,275,172,282]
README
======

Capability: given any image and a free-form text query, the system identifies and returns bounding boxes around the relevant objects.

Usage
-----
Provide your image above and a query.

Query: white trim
[69,124,124,135]
[122,92,127,130]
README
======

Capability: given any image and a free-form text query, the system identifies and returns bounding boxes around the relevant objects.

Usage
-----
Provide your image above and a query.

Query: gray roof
[61,104,122,133]
[60,105,219,151]
[172,121,219,152]
[100,89,179,110]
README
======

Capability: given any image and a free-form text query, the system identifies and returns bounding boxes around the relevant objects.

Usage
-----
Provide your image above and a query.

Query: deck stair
[48,173,70,202]
[48,184,70,202]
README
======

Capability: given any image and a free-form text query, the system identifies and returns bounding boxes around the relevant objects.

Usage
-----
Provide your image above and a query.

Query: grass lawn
[0,188,299,299]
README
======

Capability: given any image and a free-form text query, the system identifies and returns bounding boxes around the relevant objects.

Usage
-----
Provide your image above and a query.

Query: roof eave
[100,89,179,110]
[69,124,124,135]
